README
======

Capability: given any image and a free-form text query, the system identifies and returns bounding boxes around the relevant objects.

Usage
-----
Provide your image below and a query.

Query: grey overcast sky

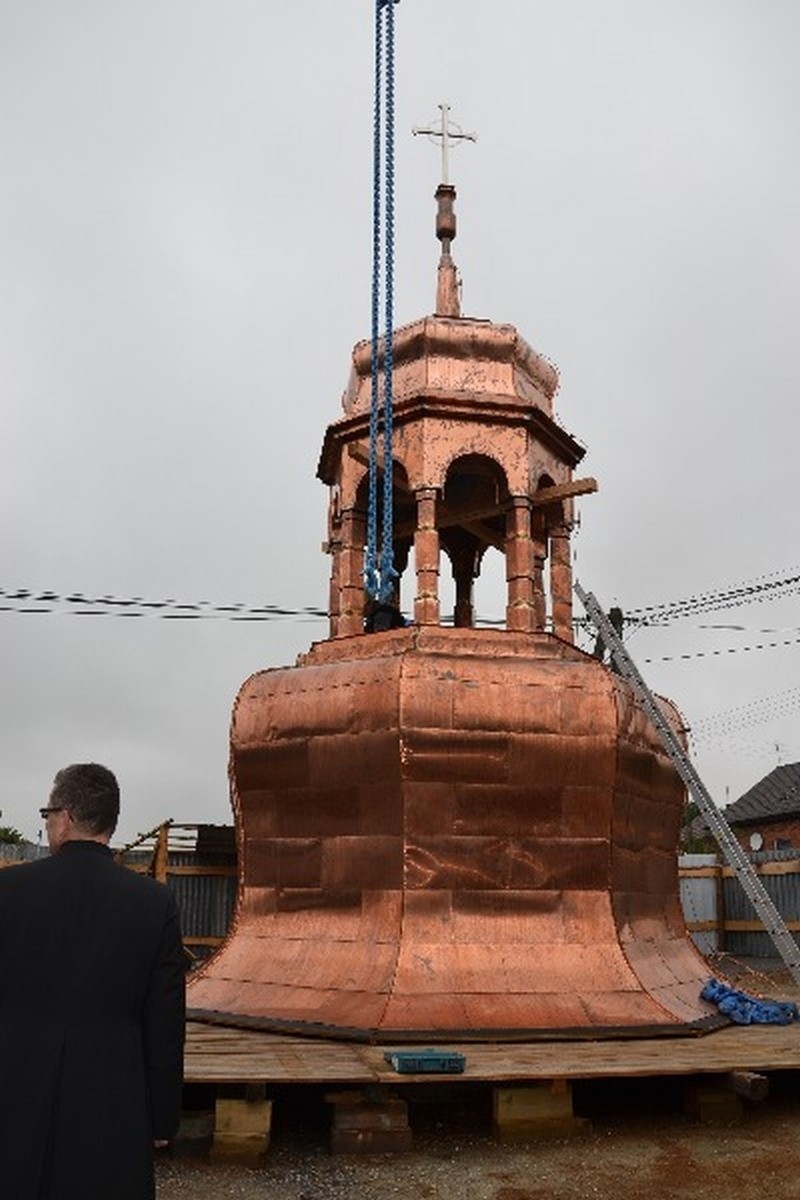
[2,1,799,844]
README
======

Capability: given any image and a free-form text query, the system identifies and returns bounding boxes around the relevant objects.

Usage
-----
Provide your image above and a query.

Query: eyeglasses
[39,806,65,820]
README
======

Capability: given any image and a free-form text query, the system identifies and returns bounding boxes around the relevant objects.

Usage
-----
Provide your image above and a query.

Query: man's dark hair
[50,763,120,837]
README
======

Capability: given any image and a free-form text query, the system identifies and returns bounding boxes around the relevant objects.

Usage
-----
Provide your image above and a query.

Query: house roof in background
[724,762,800,825]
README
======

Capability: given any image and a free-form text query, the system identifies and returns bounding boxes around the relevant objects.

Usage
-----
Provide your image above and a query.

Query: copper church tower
[187,138,714,1040]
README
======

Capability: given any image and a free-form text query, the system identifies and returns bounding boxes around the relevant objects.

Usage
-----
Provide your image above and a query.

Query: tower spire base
[435,183,460,317]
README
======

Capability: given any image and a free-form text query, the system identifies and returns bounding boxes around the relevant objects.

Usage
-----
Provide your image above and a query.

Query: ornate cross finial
[413,103,477,185]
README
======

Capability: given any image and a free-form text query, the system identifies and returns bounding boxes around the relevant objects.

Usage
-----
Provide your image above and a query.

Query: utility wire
[690,686,800,744]
[625,567,800,626]
[0,587,327,622]
[2,565,800,638]
[643,630,800,665]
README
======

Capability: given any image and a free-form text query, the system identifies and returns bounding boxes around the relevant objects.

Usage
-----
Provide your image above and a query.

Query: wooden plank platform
[185,1019,800,1086]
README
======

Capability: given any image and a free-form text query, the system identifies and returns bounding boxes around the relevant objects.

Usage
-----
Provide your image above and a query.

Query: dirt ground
[156,959,800,1200]
[155,1086,800,1200]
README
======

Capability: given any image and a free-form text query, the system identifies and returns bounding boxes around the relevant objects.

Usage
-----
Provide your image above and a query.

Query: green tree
[680,801,716,853]
[0,826,25,845]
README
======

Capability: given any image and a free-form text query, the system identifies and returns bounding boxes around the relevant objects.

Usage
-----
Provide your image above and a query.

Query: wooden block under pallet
[683,1081,744,1125]
[493,1081,590,1142]
[211,1096,273,1158]
[326,1090,412,1154]
[173,1109,215,1156]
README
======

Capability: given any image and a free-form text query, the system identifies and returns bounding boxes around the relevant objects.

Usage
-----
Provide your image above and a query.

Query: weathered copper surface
[188,628,715,1039]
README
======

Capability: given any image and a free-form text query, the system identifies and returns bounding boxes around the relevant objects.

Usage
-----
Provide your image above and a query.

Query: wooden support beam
[716,859,727,952]
[392,499,502,542]
[458,518,505,552]
[531,477,597,507]
[391,481,597,546]
[151,823,169,883]
[680,859,800,879]
[686,916,800,933]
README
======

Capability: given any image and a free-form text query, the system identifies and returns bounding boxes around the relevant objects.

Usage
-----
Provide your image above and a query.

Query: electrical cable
[0,587,327,622]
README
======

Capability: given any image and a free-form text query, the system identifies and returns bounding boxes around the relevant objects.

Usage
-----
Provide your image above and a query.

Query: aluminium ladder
[575,581,800,984]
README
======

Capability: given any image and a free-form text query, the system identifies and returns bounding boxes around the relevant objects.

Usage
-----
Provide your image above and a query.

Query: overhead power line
[625,567,800,626]
[0,587,328,623]
[690,686,800,745]
[3,565,800,639]
[643,630,800,665]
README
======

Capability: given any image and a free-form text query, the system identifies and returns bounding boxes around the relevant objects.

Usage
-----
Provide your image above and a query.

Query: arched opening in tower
[440,453,508,629]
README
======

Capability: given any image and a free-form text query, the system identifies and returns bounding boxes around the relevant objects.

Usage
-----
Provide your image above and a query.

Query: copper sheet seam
[185,1007,727,1044]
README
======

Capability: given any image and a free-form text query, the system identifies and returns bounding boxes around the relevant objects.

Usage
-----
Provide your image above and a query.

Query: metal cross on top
[413,103,477,185]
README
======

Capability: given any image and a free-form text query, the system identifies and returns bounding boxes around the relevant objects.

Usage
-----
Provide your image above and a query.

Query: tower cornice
[318,390,585,487]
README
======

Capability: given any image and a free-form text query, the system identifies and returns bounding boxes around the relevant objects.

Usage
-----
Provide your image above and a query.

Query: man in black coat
[0,763,185,1199]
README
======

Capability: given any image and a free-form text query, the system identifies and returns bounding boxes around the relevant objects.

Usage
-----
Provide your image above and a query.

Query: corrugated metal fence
[0,843,48,864]
[680,848,800,959]
[164,852,237,955]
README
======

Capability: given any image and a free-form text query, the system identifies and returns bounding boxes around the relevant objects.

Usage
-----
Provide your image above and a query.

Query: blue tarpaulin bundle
[701,977,799,1025]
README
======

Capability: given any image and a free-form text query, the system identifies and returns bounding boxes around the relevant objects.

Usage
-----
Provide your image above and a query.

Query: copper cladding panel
[188,628,713,1038]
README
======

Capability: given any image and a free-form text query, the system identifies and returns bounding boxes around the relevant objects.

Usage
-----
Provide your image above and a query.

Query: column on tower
[326,488,342,638]
[549,510,574,642]
[449,540,480,629]
[413,487,440,626]
[531,510,548,631]
[505,497,537,633]
[335,506,367,638]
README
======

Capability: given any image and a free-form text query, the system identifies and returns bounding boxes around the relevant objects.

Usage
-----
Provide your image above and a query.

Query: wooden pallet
[185,1018,800,1086]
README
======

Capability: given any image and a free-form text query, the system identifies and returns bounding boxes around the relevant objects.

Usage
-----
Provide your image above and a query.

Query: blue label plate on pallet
[384,1049,466,1074]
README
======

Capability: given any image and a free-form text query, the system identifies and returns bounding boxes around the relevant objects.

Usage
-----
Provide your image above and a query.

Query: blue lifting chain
[365,0,399,604]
